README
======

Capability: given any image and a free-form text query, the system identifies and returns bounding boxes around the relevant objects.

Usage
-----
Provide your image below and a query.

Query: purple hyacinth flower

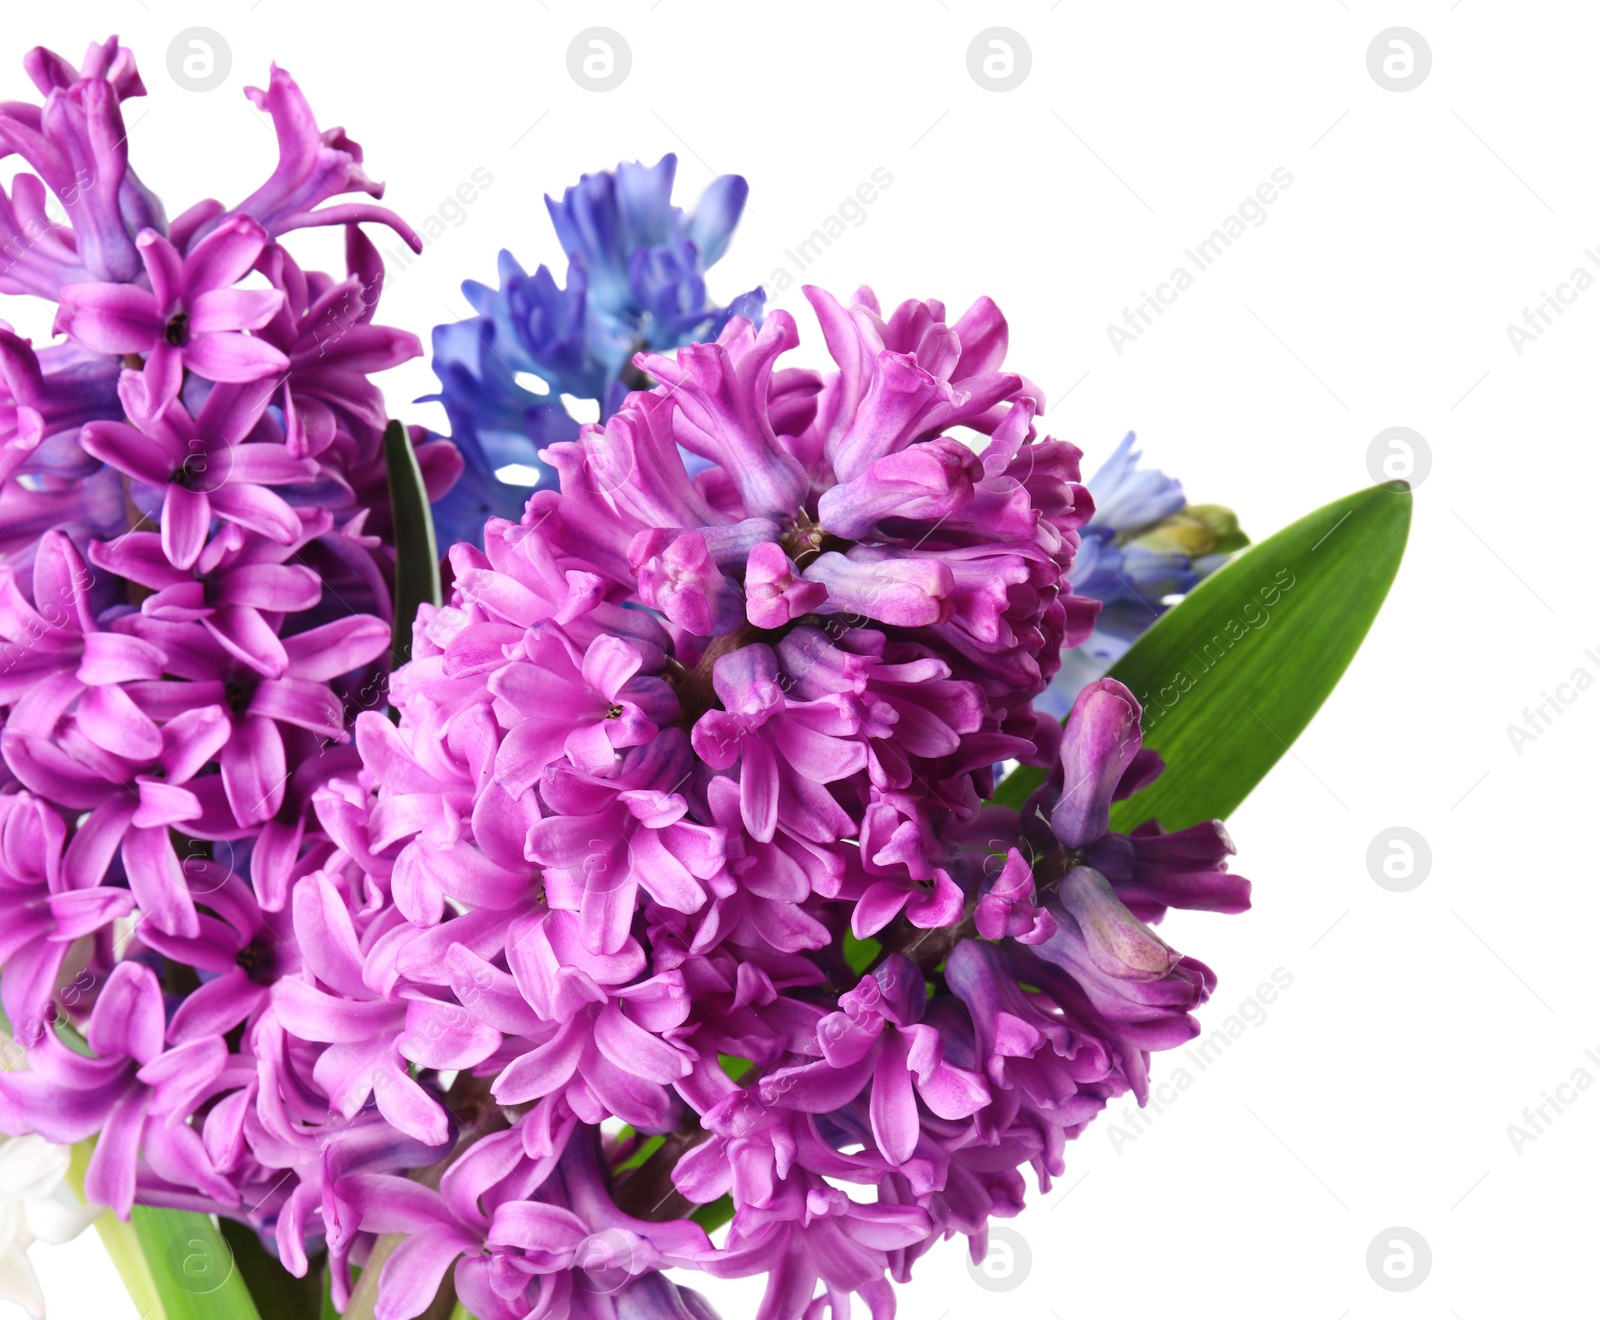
[0,961,239,1219]
[757,956,988,1166]
[1050,678,1144,848]
[0,34,461,1281]
[0,41,153,284]
[230,65,422,247]
[690,644,866,846]
[490,630,675,792]
[973,848,1057,944]
[56,216,289,408]
[0,791,133,1046]
[80,374,310,570]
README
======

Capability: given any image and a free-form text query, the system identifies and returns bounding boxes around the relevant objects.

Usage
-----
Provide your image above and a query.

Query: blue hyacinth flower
[424,154,764,549]
[1042,433,1248,717]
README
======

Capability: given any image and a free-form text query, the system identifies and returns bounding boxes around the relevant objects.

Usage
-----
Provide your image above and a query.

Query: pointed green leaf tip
[991,481,1411,826]
[384,419,442,685]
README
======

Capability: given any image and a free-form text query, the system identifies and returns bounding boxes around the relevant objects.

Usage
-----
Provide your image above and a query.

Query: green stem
[97,1214,168,1320]
[341,1077,507,1320]
[66,1142,166,1320]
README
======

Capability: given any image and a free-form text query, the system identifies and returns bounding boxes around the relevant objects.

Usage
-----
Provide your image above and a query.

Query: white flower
[0,1137,100,1319]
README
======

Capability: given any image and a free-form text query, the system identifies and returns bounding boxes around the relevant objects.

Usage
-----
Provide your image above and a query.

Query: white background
[4,3,1597,1317]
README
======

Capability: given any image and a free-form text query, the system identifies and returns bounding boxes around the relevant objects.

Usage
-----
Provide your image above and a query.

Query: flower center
[235,938,275,984]
[1035,843,1089,892]
[174,451,211,490]
[164,311,190,347]
[224,678,255,718]
[778,509,840,569]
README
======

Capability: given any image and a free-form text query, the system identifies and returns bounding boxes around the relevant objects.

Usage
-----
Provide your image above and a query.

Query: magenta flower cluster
[0,22,450,1262]
[0,35,1252,1320]
[293,291,1249,1318]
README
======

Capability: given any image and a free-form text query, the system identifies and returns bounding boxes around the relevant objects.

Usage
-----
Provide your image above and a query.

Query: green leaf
[94,1210,167,1320]
[614,1132,666,1172]
[130,1206,264,1320]
[384,419,441,680]
[219,1219,321,1320]
[64,1144,168,1320]
[717,1053,755,1082]
[991,482,1410,826]
[842,932,881,975]
[689,1194,735,1234]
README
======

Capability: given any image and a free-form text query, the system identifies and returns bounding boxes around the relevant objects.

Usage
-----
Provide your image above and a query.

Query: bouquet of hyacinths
[0,36,1411,1320]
